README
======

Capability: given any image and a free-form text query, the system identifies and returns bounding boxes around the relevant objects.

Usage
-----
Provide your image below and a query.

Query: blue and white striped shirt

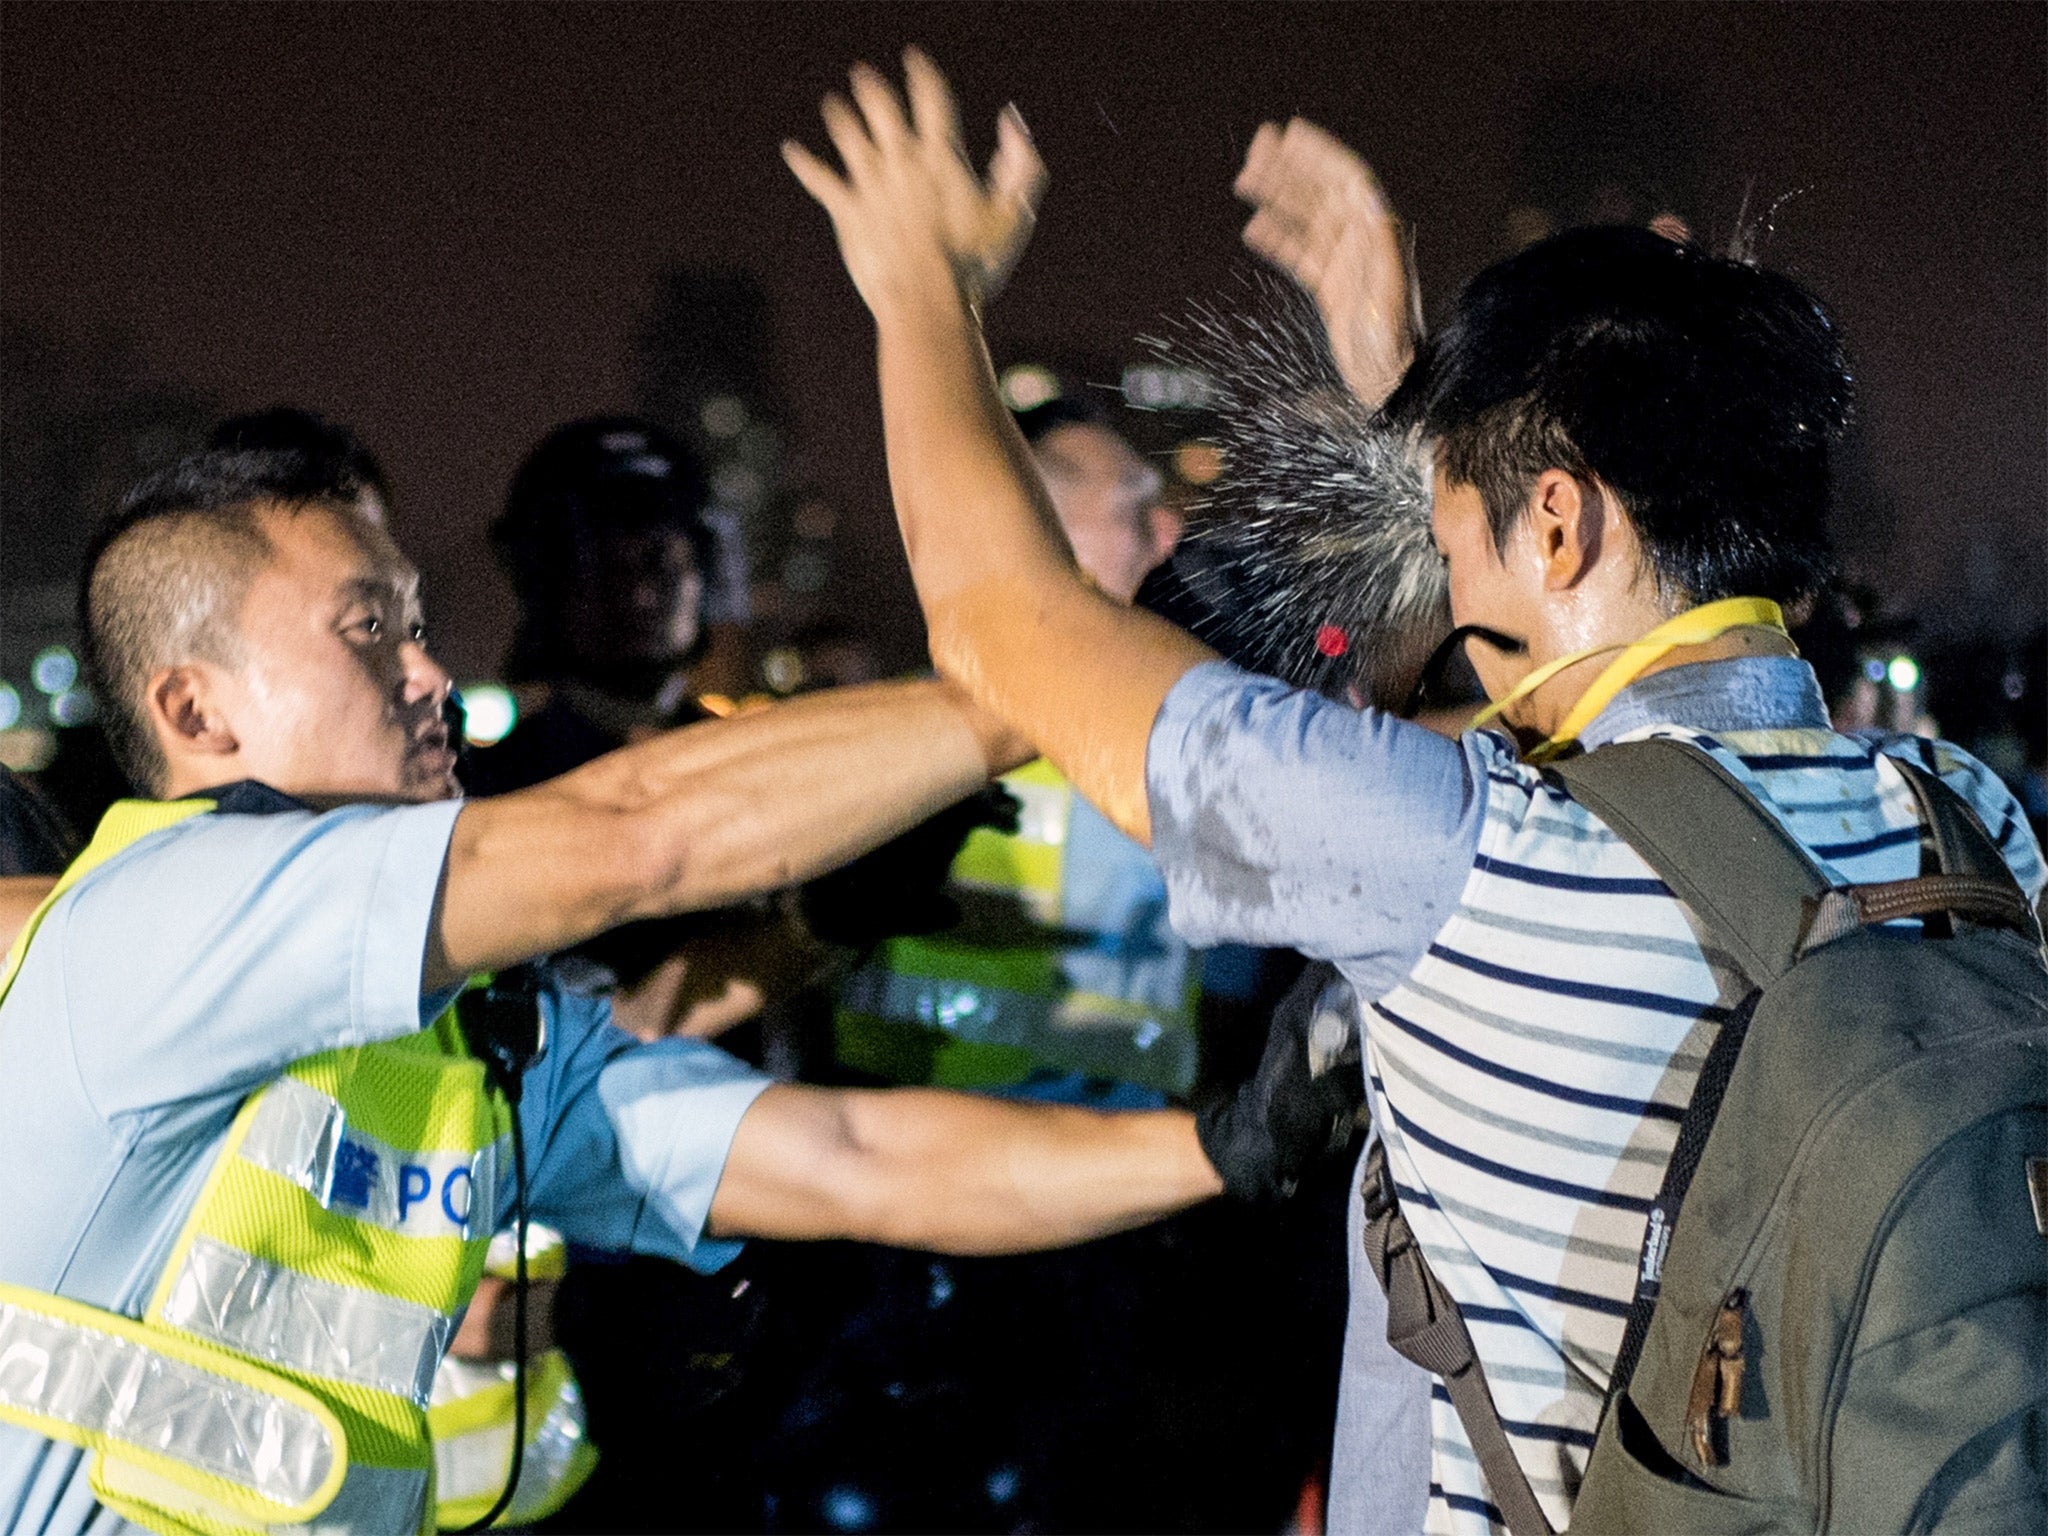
[1148,655,2042,1534]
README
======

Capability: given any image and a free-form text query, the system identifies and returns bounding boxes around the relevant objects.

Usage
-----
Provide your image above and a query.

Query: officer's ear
[147,664,240,767]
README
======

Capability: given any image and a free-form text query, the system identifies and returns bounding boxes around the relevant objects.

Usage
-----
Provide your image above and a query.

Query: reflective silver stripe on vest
[97,1450,427,1536]
[840,969,1197,1089]
[0,1295,336,1512]
[161,1235,452,1408]
[433,1369,589,1522]
[239,1075,506,1242]
[841,967,1059,1042]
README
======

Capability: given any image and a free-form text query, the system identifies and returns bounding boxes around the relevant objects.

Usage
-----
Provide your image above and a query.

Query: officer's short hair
[208,406,393,514]
[80,449,361,795]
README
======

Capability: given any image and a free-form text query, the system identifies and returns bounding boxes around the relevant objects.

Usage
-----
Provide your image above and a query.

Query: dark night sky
[5,1,2042,681]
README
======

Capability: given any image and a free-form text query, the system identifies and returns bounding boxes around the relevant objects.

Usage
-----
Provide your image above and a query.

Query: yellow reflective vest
[836,759,1200,1095]
[0,799,510,1535]
[425,1226,595,1529]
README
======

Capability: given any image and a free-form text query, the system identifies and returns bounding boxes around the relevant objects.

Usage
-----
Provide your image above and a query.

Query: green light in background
[1886,655,1921,692]
[459,684,517,746]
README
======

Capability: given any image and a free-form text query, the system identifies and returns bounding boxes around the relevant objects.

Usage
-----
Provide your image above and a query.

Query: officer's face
[222,503,459,802]
[1031,423,1178,605]
[562,526,705,673]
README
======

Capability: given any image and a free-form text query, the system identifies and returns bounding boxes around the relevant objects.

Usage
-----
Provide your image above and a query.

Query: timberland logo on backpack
[1640,1203,1673,1290]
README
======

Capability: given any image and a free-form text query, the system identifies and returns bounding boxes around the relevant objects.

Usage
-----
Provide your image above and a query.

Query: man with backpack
[785,51,2047,1533]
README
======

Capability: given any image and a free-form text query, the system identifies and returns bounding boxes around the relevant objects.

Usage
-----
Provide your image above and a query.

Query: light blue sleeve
[56,801,464,1119]
[1873,734,2047,902]
[1143,661,1487,1000]
[518,982,772,1274]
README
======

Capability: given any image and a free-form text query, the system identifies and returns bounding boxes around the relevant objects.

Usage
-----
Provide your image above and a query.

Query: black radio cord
[455,1071,529,1533]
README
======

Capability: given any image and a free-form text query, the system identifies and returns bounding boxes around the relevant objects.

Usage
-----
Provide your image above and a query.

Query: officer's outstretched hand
[1196,962,1368,1202]
[784,48,1049,320]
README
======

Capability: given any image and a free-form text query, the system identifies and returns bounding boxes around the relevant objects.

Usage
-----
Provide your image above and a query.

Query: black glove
[1195,961,1367,1201]
[799,785,1021,948]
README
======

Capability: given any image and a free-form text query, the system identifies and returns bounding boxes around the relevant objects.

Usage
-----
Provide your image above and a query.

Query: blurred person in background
[466,417,811,1042]
[462,416,810,1532]
[1018,393,1182,610]
[470,417,719,792]
[835,390,1199,1106]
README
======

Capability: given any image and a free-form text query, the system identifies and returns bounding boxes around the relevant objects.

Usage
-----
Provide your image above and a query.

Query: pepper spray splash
[1143,271,1450,710]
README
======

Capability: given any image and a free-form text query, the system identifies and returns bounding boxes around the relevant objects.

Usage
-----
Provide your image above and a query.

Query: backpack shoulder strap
[1884,754,2016,883]
[1546,738,1829,987]
[1360,1139,1556,1536]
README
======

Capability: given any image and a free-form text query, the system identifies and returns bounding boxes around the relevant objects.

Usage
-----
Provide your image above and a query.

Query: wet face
[1430,471,1544,701]
[214,503,458,801]
[561,525,704,673]
[1031,422,1177,604]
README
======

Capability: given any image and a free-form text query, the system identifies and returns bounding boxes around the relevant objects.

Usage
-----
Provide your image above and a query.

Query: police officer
[835,394,1200,1100]
[0,445,1350,1536]
[465,417,822,1042]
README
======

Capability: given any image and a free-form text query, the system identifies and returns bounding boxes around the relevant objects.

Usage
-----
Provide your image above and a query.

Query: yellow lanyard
[1466,596,1789,763]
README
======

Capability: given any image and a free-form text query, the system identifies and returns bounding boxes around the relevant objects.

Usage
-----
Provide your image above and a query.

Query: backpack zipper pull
[1687,1290,1748,1467]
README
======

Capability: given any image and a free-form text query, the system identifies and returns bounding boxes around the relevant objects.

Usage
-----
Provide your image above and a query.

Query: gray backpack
[1364,738,2048,1535]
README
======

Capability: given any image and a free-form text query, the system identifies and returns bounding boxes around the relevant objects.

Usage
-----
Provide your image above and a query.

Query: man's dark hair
[1386,226,1853,606]
[491,417,713,682]
[209,406,392,510]
[79,449,360,794]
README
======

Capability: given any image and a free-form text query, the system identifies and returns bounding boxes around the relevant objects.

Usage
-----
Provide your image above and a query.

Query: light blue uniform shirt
[1056,792,1194,1019]
[0,799,771,1536]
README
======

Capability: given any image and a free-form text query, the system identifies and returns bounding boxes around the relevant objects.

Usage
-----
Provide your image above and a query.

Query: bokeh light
[761,646,805,694]
[459,684,517,746]
[1172,441,1224,486]
[50,689,95,727]
[998,363,1060,411]
[31,646,77,696]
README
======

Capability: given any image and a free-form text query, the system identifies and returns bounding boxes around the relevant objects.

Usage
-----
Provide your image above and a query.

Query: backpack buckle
[1360,1139,1398,1225]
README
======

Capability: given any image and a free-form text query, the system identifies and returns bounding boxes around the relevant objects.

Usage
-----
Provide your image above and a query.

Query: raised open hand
[784,49,1049,320]
[1235,118,1418,410]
